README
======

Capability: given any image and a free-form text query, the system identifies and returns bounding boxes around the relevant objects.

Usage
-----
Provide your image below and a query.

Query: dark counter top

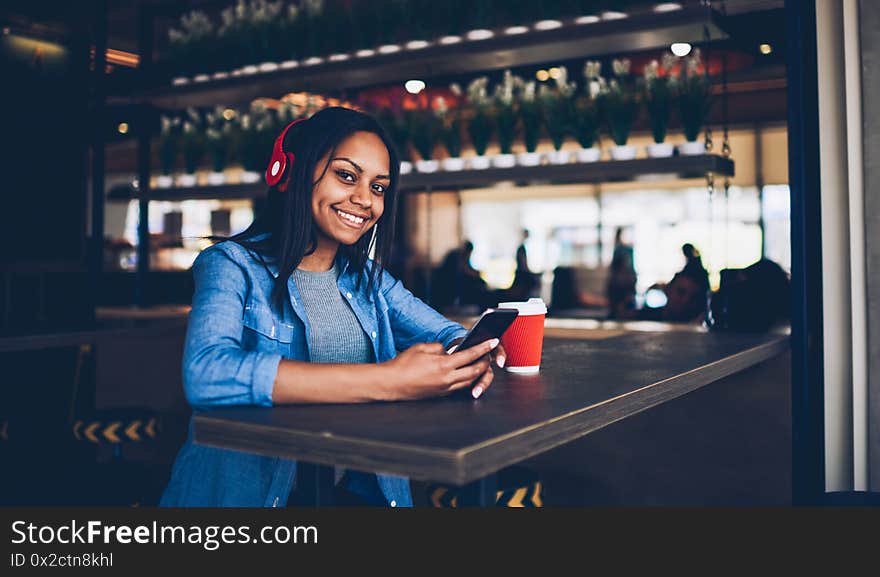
[194,330,789,485]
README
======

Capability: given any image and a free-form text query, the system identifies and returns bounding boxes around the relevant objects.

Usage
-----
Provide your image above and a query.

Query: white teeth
[337,209,365,224]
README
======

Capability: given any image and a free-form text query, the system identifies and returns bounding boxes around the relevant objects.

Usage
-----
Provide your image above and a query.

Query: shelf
[111,6,728,109]
[106,154,734,201]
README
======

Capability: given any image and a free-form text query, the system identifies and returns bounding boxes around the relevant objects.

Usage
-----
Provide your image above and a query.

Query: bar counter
[193,327,790,491]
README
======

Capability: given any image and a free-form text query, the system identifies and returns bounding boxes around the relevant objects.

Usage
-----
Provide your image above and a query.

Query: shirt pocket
[241,303,294,357]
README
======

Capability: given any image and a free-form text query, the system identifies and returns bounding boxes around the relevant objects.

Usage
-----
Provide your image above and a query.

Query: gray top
[292,263,374,365]
[292,263,375,491]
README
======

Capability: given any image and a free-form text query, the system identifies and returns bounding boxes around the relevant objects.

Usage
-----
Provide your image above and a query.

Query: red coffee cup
[498,298,547,373]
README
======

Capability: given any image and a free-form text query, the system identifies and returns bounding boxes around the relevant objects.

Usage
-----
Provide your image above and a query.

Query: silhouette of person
[606,227,637,319]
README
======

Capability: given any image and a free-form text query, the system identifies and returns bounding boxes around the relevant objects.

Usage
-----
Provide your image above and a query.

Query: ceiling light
[117,122,129,134]
[549,67,561,79]
[653,3,683,12]
[759,43,773,55]
[405,79,426,94]
[536,69,550,82]
[671,42,692,57]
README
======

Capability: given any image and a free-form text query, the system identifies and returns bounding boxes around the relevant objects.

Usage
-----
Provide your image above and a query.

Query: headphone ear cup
[265,151,287,187]
[276,152,296,192]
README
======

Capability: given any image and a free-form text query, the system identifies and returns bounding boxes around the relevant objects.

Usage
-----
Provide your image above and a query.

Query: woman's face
[311,131,390,248]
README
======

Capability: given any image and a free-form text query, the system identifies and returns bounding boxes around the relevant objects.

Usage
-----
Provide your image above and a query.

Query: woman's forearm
[271,359,392,404]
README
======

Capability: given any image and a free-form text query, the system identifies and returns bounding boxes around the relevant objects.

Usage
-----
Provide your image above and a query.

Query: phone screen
[455,308,519,352]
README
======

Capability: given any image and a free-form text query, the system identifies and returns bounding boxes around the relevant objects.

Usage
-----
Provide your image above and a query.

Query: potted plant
[677,48,712,155]
[238,101,275,182]
[302,0,327,64]
[572,60,603,162]
[157,115,180,188]
[435,93,465,171]
[465,76,494,169]
[641,56,676,158]
[534,0,564,30]
[179,108,204,186]
[376,98,412,173]
[407,103,440,173]
[599,58,639,160]
[492,70,518,168]
[599,0,629,21]
[539,65,576,164]
[516,80,543,166]
[377,0,405,54]
[166,9,215,79]
[205,107,231,185]
[431,0,466,44]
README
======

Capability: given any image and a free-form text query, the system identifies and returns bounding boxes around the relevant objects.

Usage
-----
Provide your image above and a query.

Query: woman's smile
[334,207,370,229]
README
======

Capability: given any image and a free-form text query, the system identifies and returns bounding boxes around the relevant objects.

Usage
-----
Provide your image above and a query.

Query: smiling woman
[159,107,506,509]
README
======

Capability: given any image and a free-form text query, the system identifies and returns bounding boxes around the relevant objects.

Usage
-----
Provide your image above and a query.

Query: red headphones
[265,118,307,192]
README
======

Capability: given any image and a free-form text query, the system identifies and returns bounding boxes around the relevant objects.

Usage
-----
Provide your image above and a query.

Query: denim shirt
[159,238,467,507]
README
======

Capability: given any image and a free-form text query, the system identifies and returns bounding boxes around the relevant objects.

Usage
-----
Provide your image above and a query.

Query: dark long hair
[226,106,401,311]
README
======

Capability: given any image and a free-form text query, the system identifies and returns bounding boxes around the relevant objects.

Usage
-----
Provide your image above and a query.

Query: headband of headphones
[265,117,308,192]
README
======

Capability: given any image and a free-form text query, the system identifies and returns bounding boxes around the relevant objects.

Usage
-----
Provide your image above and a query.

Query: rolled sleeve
[182,245,282,408]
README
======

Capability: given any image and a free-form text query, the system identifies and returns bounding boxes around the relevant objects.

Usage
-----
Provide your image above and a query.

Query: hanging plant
[493,70,518,156]
[571,60,603,150]
[677,48,713,143]
[238,101,276,174]
[599,58,639,147]
[465,76,494,158]
[406,105,438,161]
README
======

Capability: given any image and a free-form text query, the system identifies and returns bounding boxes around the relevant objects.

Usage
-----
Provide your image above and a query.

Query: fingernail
[472,386,483,399]
[489,338,499,348]
[497,356,506,368]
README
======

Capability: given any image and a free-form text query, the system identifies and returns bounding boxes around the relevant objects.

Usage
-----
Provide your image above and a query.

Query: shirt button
[346,292,352,299]
[390,500,397,507]
[371,331,377,339]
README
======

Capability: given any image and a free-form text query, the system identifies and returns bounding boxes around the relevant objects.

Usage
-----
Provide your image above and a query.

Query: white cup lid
[498,297,547,316]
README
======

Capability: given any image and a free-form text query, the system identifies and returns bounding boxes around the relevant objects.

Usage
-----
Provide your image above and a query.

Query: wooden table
[193,330,789,505]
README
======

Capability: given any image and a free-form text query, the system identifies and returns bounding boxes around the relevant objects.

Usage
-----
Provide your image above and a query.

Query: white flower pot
[258,61,279,72]
[355,49,376,58]
[415,159,439,173]
[207,171,226,185]
[156,175,174,188]
[177,173,198,187]
[575,147,601,163]
[504,26,529,35]
[377,44,401,54]
[280,60,299,69]
[491,153,516,168]
[609,145,637,160]
[646,142,675,158]
[399,161,413,174]
[171,77,189,86]
[534,19,563,30]
[211,71,230,80]
[466,29,494,41]
[302,56,324,66]
[678,140,706,156]
[240,171,262,183]
[405,40,430,50]
[441,157,466,171]
[328,53,350,62]
[240,65,259,75]
[517,151,543,166]
[546,149,571,165]
[439,35,462,45]
[654,3,684,13]
[575,15,600,24]
[469,156,491,170]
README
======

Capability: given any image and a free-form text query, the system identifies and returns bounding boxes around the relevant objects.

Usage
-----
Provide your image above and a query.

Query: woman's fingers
[470,365,495,399]
[446,338,498,368]
[493,343,507,368]
[446,358,490,389]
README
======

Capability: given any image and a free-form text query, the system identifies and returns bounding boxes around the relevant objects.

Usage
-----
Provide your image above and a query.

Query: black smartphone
[453,308,519,353]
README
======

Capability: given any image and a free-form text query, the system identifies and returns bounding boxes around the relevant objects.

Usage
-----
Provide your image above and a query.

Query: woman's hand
[380,339,500,401]
[447,338,507,398]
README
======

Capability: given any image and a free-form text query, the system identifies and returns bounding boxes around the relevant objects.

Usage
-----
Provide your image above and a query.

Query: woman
[160,107,505,507]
